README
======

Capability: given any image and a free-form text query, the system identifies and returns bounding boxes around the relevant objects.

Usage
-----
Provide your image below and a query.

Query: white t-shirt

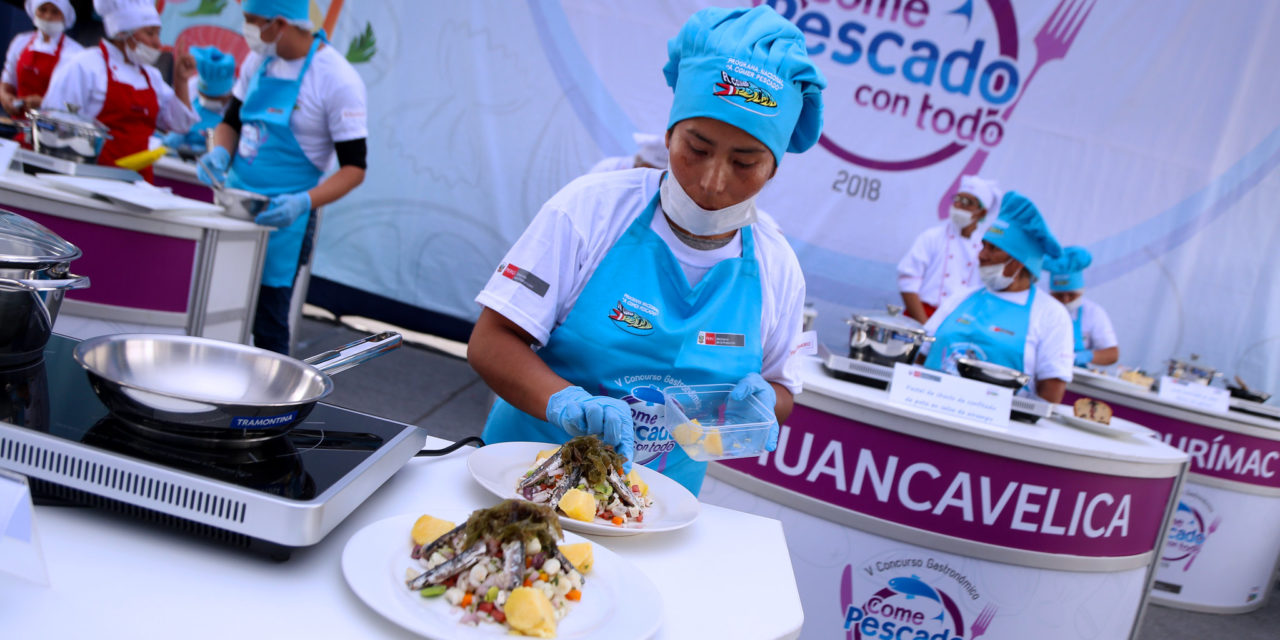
[587,155,634,174]
[1073,297,1118,350]
[2,31,83,87]
[897,220,988,308]
[475,168,808,394]
[42,41,197,134]
[232,44,367,172]
[920,285,1075,391]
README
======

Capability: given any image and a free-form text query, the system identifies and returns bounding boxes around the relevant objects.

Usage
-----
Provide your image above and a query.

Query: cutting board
[34,174,224,216]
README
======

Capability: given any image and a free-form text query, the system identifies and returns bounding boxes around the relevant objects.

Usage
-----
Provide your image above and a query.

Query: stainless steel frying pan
[73,331,402,447]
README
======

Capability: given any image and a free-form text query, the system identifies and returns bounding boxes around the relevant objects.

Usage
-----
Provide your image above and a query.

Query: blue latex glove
[546,386,635,471]
[1074,350,1093,367]
[256,192,311,229]
[729,372,780,452]
[195,146,230,187]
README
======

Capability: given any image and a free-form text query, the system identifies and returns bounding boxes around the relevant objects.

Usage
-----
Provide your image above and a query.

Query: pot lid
[0,210,82,265]
[850,314,927,335]
[27,108,110,135]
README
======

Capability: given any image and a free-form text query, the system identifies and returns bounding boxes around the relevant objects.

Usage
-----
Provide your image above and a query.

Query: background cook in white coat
[475,168,806,395]
[897,175,1001,324]
[0,0,83,115]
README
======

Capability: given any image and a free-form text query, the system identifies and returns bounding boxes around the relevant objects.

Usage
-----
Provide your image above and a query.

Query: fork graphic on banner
[936,0,1098,219]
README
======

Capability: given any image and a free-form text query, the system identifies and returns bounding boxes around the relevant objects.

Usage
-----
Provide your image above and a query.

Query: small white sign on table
[888,363,1013,427]
[1158,376,1230,414]
[0,468,48,586]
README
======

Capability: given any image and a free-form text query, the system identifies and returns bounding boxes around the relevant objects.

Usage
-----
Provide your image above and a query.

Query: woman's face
[130,25,162,49]
[35,3,64,22]
[665,117,776,211]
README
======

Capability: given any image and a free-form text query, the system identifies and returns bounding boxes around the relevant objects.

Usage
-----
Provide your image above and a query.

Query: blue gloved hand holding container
[546,386,635,471]
[196,146,229,187]
[729,372,779,452]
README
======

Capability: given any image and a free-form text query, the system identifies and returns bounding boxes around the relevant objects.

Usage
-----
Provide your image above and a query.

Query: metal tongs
[197,128,227,190]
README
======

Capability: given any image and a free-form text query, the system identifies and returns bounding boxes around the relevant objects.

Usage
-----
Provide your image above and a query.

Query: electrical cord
[415,436,485,457]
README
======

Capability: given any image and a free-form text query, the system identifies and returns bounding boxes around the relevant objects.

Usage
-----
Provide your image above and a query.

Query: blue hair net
[663,5,826,165]
[243,0,309,22]
[191,46,236,97]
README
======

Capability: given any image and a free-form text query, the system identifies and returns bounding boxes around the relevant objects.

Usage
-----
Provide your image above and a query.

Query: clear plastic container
[663,383,774,461]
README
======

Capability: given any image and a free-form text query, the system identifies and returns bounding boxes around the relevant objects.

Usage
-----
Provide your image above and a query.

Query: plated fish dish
[517,436,652,526]
[403,500,593,638]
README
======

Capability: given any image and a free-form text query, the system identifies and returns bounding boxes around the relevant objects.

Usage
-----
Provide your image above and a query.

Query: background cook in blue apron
[467,5,826,496]
[195,0,369,355]
[918,192,1076,404]
[1043,246,1120,369]
[161,45,234,153]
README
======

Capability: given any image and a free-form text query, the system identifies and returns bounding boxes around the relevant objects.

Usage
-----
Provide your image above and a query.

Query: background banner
[161,1,1280,392]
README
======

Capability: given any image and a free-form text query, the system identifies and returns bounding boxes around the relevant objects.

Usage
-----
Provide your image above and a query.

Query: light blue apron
[227,35,325,288]
[1070,307,1086,351]
[482,186,765,495]
[924,286,1035,377]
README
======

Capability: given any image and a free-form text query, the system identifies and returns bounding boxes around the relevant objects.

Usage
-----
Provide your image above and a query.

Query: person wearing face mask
[918,192,1075,404]
[1043,246,1118,369]
[194,0,368,355]
[41,0,196,181]
[588,132,670,174]
[1,0,84,142]
[897,175,1000,324]
[468,6,825,496]
[160,45,234,154]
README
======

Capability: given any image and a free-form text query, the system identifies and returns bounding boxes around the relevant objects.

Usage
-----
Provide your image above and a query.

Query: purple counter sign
[721,405,1176,557]
[1065,392,1280,489]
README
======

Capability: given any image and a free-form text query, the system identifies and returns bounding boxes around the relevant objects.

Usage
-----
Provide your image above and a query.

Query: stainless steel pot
[846,312,934,366]
[0,211,90,366]
[1165,354,1221,385]
[24,107,111,163]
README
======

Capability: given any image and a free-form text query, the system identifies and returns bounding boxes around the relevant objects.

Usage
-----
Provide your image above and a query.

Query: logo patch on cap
[714,71,777,111]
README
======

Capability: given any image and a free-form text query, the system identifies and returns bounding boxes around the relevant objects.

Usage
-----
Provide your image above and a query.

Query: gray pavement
[296,316,1280,639]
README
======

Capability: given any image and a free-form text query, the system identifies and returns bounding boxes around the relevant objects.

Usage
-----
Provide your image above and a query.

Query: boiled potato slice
[410,514,455,546]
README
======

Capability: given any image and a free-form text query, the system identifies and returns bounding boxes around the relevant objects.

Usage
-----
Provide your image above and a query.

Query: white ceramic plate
[342,512,663,640]
[467,441,699,537]
[1052,405,1156,439]
[1071,367,1153,394]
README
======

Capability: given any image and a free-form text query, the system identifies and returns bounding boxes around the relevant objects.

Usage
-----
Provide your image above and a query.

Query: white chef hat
[632,133,669,169]
[25,0,77,29]
[94,0,161,38]
[958,175,1001,212]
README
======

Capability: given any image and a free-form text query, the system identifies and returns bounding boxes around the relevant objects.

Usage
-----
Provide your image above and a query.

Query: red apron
[95,42,158,182]
[13,33,65,147]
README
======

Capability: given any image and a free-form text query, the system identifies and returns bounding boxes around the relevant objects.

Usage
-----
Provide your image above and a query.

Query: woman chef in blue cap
[468,5,826,495]
[196,0,369,355]
[918,192,1076,403]
[161,46,235,153]
[1043,247,1118,368]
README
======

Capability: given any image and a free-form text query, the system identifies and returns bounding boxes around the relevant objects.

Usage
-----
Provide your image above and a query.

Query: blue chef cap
[1043,246,1092,292]
[663,5,826,165]
[982,191,1062,277]
[191,46,236,97]
[243,0,310,24]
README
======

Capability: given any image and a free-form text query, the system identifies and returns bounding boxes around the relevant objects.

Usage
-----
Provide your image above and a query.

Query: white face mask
[242,23,278,57]
[33,18,64,38]
[979,261,1018,291]
[127,41,162,66]
[949,206,975,231]
[659,171,758,237]
[1064,297,1084,313]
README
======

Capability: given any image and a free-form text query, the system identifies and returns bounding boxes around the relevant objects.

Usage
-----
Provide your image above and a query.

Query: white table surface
[0,437,804,640]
